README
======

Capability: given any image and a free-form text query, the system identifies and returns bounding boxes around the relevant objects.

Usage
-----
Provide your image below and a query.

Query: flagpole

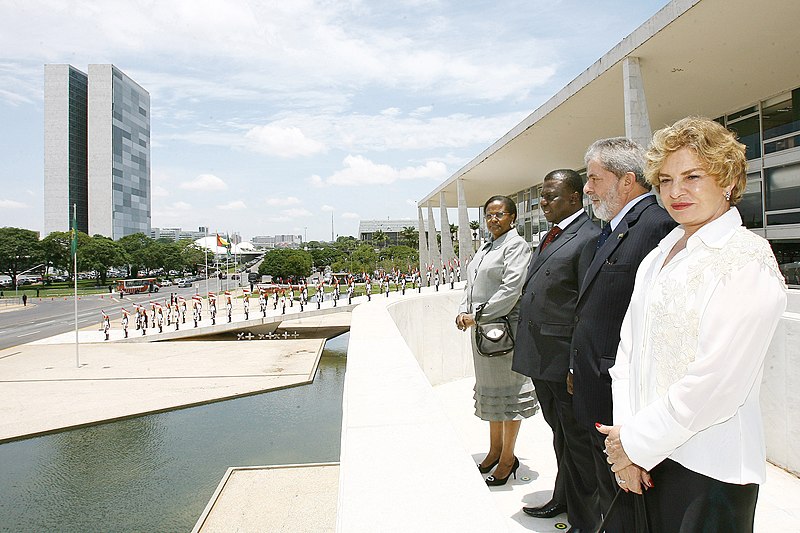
[204,227,209,299]
[72,203,80,368]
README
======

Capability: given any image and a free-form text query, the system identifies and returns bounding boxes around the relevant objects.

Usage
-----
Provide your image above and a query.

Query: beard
[592,181,624,221]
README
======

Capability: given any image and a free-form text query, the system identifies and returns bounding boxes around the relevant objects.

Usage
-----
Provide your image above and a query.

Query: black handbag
[474,306,515,357]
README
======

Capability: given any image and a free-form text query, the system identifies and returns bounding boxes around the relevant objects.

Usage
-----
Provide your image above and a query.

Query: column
[439,191,455,270]
[623,56,652,148]
[427,202,441,284]
[417,206,429,275]
[456,179,473,271]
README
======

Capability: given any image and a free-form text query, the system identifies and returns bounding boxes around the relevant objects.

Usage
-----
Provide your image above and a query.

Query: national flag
[216,234,230,248]
[70,208,78,257]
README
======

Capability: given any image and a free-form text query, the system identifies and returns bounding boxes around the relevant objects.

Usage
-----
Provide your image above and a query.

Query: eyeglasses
[484,212,511,220]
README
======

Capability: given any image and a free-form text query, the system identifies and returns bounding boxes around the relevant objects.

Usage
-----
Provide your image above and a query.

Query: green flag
[70,207,78,257]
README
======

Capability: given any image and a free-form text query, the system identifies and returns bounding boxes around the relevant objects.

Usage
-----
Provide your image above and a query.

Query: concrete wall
[763,289,800,476]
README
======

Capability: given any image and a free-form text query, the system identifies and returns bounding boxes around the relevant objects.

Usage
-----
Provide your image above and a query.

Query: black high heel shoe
[477,457,499,474]
[485,457,519,486]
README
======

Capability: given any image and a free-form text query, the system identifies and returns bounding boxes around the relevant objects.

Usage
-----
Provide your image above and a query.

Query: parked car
[177,279,192,288]
[160,280,173,287]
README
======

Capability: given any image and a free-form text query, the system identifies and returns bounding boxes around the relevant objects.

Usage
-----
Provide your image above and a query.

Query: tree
[178,240,208,274]
[372,230,388,249]
[40,231,71,276]
[0,227,42,286]
[399,226,418,248]
[80,235,125,284]
[378,245,418,272]
[118,233,152,278]
[258,249,313,280]
[307,243,342,271]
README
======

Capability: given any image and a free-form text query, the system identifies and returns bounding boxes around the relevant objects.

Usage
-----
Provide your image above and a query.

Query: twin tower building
[43,64,150,240]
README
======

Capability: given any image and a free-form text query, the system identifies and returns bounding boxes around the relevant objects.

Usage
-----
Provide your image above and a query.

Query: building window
[739,173,763,229]
[727,113,761,160]
[762,89,800,155]
[765,163,800,212]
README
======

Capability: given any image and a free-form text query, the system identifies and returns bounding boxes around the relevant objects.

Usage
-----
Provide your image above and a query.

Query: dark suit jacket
[570,195,677,429]
[512,212,599,381]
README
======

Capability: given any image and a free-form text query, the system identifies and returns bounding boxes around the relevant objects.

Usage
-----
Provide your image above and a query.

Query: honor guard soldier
[280,291,287,315]
[273,289,279,310]
[156,304,164,333]
[180,297,187,323]
[288,286,294,308]
[192,295,202,327]
[134,305,141,331]
[426,268,432,287]
[101,310,110,341]
[434,268,440,292]
[401,275,406,295]
[242,288,250,320]
[385,275,390,297]
[259,288,267,317]
[209,293,217,325]
[365,275,372,301]
[121,308,129,338]
[449,267,455,290]
[225,291,233,322]
[316,282,323,309]
[174,301,180,331]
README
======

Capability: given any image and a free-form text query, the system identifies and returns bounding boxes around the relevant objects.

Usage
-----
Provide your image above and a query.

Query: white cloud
[180,174,228,191]
[409,105,433,117]
[245,124,326,157]
[169,201,192,211]
[265,196,301,206]
[152,185,170,198]
[380,107,401,117]
[0,199,27,209]
[318,155,448,187]
[341,212,360,219]
[320,204,335,212]
[281,208,313,217]
[218,200,247,210]
[309,175,325,188]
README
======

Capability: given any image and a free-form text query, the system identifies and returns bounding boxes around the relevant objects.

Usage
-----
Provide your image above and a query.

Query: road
[0,279,244,350]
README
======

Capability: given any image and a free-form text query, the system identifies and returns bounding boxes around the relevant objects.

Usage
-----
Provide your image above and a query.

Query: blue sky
[0,0,667,242]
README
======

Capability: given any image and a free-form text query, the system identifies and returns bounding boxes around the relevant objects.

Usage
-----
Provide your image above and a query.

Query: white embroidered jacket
[610,208,787,484]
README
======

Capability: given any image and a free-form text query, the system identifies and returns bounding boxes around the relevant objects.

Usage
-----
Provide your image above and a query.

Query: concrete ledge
[194,463,340,533]
[337,289,507,532]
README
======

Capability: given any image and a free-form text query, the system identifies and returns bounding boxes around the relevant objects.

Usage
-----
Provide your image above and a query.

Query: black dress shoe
[521,499,566,518]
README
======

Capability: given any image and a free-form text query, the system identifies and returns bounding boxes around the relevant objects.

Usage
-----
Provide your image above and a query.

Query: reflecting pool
[0,333,347,532]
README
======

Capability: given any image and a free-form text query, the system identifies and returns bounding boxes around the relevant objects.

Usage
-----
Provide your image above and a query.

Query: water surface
[0,333,347,532]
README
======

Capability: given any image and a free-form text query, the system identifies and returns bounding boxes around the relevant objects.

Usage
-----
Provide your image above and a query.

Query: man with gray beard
[570,137,676,532]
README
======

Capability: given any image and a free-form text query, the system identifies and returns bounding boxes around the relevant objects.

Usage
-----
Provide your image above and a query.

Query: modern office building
[418,0,800,286]
[150,226,208,242]
[44,64,150,240]
[358,219,429,246]
[251,234,303,250]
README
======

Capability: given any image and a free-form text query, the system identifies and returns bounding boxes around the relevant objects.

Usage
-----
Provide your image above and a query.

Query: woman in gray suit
[456,195,539,486]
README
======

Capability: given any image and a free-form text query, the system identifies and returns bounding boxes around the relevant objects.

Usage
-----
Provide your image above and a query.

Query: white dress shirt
[610,208,786,484]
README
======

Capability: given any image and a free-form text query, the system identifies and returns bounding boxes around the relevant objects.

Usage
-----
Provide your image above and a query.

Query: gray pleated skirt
[471,335,538,421]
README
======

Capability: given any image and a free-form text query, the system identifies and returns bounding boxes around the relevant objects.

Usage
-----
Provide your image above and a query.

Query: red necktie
[540,226,562,250]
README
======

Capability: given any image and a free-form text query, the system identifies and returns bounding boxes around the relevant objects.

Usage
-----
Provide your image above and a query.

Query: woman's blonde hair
[645,116,748,204]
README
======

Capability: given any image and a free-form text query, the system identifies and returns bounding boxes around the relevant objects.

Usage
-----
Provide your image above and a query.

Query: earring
[724,191,731,201]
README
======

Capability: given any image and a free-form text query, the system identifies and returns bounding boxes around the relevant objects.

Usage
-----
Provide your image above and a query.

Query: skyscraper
[44,64,150,239]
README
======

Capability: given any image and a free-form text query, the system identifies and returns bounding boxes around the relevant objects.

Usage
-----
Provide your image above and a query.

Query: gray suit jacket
[459,229,531,331]
[512,212,600,380]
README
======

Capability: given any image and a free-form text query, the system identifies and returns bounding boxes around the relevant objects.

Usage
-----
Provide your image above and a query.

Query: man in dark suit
[513,169,600,533]
[570,137,677,532]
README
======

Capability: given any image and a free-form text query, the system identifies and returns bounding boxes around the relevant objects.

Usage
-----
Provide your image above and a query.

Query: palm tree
[469,220,481,251]
[372,230,389,249]
[399,226,418,248]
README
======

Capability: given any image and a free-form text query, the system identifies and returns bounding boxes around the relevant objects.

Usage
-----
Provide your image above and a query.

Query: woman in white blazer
[599,117,787,532]
[456,195,538,486]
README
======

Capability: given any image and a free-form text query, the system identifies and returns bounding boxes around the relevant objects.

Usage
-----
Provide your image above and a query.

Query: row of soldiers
[100,271,465,339]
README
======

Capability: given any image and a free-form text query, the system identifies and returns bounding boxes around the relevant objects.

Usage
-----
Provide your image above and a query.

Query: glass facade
[67,67,89,233]
[111,67,151,239]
